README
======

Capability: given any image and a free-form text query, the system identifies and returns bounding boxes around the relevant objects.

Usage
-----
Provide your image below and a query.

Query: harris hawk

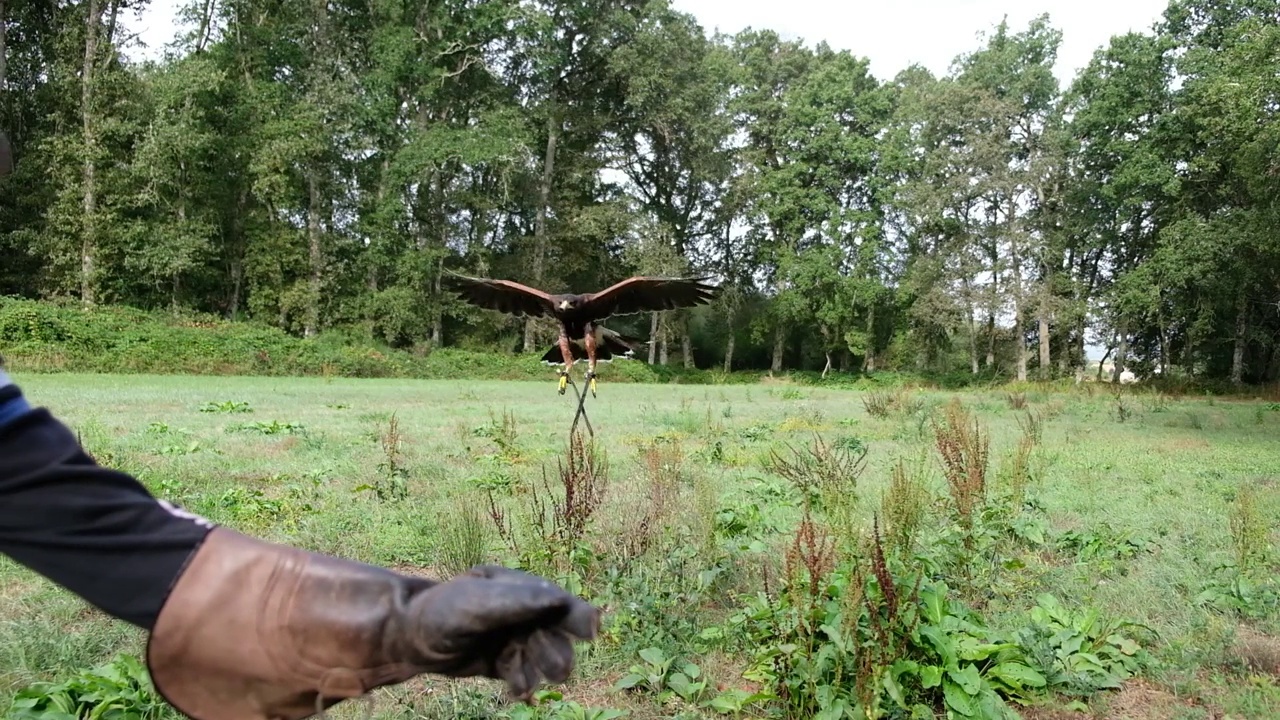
[441,272,720,395]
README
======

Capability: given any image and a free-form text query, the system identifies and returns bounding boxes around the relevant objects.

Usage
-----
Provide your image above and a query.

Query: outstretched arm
[0,367,211,629]
[0,368,601,720]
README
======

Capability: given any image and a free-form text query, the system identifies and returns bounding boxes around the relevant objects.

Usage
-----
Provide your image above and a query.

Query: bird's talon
[587,372,598,397]
[558,372,568,394]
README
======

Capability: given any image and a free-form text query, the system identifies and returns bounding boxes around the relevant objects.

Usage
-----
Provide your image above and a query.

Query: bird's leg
[558,332,574,395]
[584,324,599,397]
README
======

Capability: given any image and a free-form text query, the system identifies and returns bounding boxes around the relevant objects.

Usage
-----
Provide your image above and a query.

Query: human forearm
[0,371,211,629]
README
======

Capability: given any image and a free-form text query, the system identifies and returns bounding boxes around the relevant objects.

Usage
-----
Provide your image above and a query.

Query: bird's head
[557,296,582,311]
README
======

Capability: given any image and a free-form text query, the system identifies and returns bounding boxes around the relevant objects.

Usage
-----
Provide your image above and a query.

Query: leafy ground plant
[7,654,174,720]
[3,374,1279,719]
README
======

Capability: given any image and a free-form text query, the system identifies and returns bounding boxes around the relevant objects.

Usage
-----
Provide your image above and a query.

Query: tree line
[0,0,1277,384]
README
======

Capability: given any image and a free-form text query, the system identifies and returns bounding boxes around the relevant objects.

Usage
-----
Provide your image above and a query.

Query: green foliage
[3,0,1279,386]
[6,654,174,720]
[6,367,1279,717]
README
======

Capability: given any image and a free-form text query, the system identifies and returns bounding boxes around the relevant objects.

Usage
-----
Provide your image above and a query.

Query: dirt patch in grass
[262,435,300,455]
[1099,678,1214,719]
[0,572,43,601]
[1161,437,1211,452]
[1230,625,1280,677]
[1019,705,1091,720]
[391,563,446,580]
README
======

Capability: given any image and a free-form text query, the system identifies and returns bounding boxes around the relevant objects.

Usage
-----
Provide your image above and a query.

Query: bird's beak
[559,301,570,310]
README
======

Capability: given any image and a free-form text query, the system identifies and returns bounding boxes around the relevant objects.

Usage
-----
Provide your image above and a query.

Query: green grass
[2,372,1279,719]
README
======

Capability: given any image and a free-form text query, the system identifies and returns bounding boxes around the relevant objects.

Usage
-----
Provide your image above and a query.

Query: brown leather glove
[146,527,602,720]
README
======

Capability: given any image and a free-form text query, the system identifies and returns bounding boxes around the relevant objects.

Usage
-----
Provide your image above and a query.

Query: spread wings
[441,272,557,318]
[583,276,720,319]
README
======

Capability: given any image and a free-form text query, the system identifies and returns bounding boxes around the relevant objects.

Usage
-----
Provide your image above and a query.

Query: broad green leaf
[989,662,1047,689]
[883,671,907,709]
[637,647,666,666]
[947,664,983,695]
[942,679,976,717]
[613,673,645,690]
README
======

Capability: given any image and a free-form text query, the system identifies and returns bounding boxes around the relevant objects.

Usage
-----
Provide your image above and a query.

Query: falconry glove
[147,527,603,720]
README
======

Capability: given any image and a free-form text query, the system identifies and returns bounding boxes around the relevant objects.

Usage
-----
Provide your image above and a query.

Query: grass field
[2,372,1279,719]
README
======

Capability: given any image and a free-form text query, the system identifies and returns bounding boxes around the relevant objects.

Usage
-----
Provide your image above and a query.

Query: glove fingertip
[563,600,604,640]
[529,632,576,684]
[499,645,543,702]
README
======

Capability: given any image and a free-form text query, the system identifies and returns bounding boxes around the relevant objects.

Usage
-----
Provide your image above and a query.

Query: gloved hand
[146,527,602,720]
[398,564,602,698]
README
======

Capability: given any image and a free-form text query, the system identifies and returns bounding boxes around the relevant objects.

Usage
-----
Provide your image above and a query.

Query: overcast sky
[120,0,1171,83]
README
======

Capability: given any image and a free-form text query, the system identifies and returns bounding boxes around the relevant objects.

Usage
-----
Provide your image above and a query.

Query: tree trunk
[304,172,322,338]
[821,353,832,379]
[1111,322,1128,383]
[722,303,735,372]
[985,254,999,368]
[1039,316,1049,379]
[648,312,659,364]
[1097,344,1113,382]
[80,0,104,308]
[429,169,445,346]
[985,313,996,368]
[863,305,877,373]
[0,0,8,90]
[228,260,243,318]
[173,199,187,315]
[227,188,247,319]
[431,255,444,346]
[1157,305,1169,376]
[1230,289,1248,385]
[963,277,979,373]
[771,326,785,373]
[1009,210,1027,382]
[525,103,559,352]
[1014,309,1027,382]
[1076,315,1087,377]
[193,0,216,52]
[659,333,669,365]
[680,317,693,369]
[970,323,980,374]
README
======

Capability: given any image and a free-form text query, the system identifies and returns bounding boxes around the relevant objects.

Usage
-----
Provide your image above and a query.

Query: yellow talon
[558,373,568,393]
[588,374,598,396]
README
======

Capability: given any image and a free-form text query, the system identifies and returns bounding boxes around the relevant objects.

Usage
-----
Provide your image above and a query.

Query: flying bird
[441,272,720,395]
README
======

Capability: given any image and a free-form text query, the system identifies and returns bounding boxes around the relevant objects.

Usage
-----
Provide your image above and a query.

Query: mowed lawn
[2,371,1279,718]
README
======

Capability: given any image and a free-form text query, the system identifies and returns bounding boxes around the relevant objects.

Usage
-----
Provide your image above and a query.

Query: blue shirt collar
[0,370,32,430]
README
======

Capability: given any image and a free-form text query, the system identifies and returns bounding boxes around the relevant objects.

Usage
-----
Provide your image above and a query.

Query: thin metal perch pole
[565,375,594,437]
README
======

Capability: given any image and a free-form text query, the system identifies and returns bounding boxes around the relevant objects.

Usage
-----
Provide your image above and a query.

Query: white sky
[121,0,1171,84]
[670,0,1171,83]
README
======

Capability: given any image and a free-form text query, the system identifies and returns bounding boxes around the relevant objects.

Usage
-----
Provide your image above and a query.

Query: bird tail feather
[538,329,651,366]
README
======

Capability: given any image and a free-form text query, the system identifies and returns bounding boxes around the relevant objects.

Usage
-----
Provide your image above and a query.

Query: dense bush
[4,298,1275,401]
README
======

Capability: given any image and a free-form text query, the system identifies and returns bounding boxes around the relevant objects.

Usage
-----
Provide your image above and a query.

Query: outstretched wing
[441,271,557,318]
[582,276,720,319]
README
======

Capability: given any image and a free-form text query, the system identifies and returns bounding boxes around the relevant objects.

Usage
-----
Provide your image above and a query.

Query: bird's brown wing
[441,271,557,318]
[582,276,720,319]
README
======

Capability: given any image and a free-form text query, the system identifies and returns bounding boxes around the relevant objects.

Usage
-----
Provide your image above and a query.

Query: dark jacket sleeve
[0,375,214,630]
